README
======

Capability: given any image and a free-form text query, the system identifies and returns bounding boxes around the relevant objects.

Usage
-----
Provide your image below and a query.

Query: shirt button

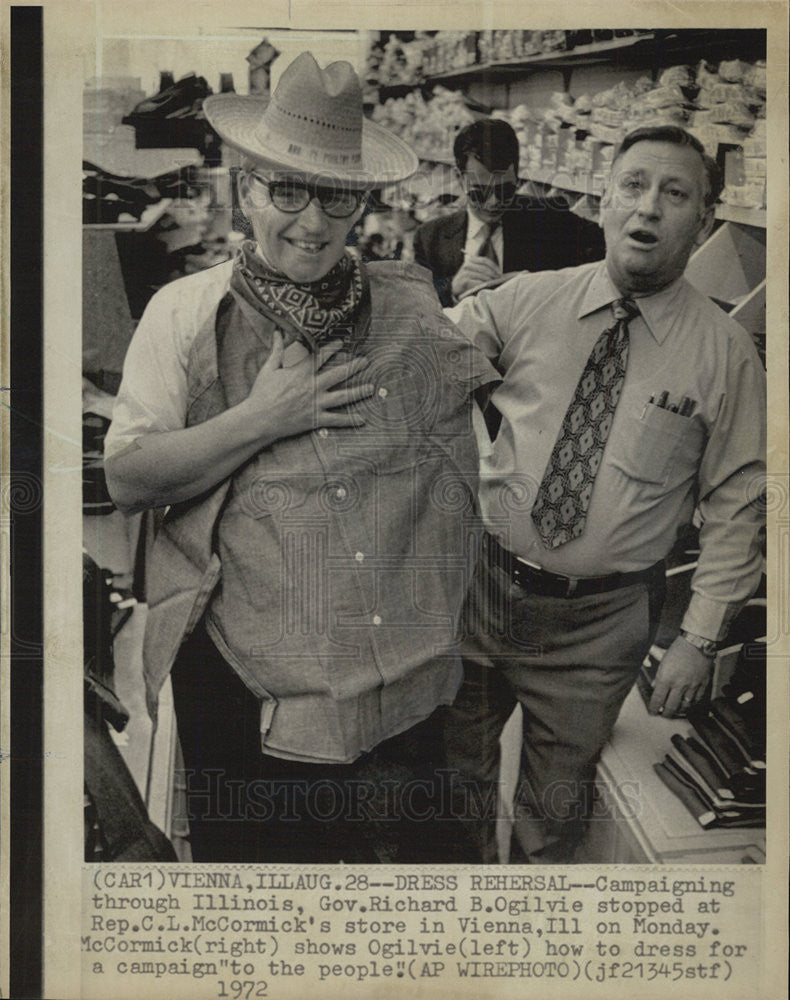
[355,551,365,563]
[318,428,329,438]
[372,614,382,626]
[378,387,388,398]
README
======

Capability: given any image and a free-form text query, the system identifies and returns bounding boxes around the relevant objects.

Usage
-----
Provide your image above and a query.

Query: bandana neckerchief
[231,239,364,349]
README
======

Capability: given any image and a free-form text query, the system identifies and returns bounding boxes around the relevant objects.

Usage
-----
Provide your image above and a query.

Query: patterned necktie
[531,297,639,549]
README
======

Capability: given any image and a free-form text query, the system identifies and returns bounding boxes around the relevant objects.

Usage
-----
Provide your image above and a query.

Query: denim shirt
[141,259,499,763]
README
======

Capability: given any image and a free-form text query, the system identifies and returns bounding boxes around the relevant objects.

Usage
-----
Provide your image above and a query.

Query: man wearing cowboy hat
[105,52,499,864]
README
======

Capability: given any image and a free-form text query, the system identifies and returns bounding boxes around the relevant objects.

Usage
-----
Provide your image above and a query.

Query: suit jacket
[413,195,606,306]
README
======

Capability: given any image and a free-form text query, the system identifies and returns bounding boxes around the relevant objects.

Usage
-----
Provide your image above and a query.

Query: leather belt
[485,534,663,599]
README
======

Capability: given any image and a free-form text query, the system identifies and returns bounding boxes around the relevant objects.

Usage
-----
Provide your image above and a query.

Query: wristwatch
[679,629,718,658]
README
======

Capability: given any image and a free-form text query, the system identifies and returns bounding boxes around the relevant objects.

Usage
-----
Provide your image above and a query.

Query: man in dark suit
[413,118,605,306]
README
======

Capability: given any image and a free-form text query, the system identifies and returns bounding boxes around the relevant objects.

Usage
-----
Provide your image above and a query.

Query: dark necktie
[531,297,639,549]
[478,223,500,265]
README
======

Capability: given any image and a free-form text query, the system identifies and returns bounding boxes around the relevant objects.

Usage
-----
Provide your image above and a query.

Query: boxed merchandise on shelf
[370,86,476,163]
[368,29,655,88]
[486,56,768,211]
[478,30,559,64]
[365,33,767,257]
[421,31,478,76]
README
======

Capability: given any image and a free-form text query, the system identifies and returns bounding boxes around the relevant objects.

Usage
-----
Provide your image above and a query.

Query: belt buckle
[513,554,578,598]
[511,555,536,594]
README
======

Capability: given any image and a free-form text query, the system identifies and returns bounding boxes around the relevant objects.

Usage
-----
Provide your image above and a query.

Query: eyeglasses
[246,173,365,218]
[465,181,518,208]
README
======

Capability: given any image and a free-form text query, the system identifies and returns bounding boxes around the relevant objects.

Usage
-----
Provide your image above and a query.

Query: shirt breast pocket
[341,370,433,475]
[609,405,703,487]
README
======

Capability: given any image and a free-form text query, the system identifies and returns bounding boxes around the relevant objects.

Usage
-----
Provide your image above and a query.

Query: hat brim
[203,93,419,188]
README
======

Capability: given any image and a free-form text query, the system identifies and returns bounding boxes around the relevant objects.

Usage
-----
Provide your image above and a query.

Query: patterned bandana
[232,239,364,348]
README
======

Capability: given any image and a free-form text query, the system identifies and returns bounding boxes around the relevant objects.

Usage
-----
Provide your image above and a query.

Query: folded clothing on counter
[655,686,766,829]
[654,760,765,829]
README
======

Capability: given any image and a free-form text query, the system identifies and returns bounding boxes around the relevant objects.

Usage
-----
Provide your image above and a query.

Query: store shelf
[374,28,766,90]
[83,197,173,232]
[372,81,423,100]
[374,29,768,231]
[519,167,606,197]
[425,33,657,84]
[715,203,767,228]
[372,34,658,96]
[519,170,766,229]
[402,167,766,230]
[373,84,494,115]
[371,27,769,280]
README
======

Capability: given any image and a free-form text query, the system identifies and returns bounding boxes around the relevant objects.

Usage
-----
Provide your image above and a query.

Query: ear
[237,170,252,212]
[346,196,368,233]
[694,205,716,248]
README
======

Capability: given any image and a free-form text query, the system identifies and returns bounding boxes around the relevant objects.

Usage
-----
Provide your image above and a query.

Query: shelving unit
[83,197,173,232]
[716,204,767,227]
[409,152,768,229]
[375,29,766,89]
[370,29,767,321]
[422,33,658,84]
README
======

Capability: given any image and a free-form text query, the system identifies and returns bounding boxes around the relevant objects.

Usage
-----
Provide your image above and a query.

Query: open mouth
[628,229,659,246]
[287,238,328,255]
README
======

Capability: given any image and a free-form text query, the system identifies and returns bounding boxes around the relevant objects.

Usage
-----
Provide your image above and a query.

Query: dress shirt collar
[465,208,503,267]
[466,209,489,245]
[578,260,690,346]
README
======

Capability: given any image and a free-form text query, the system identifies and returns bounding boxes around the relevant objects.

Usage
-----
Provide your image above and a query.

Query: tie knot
[612,297,639,322]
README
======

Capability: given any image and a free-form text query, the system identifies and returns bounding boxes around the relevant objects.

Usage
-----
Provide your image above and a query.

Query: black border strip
[9,6,44,998]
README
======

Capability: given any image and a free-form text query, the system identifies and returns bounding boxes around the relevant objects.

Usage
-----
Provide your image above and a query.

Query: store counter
[576,687,766,865]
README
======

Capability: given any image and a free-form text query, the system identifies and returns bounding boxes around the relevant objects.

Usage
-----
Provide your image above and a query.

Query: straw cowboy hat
[203,51,418,188]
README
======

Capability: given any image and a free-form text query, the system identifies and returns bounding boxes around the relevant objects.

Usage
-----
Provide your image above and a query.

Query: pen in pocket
[679,396,696,416]
[642,392,696,418]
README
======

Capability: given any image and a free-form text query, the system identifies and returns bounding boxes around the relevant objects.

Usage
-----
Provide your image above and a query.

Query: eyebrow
[618,168,694,186]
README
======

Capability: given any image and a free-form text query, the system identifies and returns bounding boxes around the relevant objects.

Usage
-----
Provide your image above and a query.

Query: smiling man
[104,53,499,864]
[441,125,766,864]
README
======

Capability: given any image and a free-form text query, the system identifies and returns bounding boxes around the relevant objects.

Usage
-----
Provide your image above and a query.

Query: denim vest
[143,261,495,762]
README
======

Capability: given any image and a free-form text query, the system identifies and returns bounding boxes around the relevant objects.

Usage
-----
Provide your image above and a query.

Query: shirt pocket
[609,405,702,486]
[334,371,431,476]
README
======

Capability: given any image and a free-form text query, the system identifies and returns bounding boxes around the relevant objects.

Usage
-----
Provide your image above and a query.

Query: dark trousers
[170,621,468,863]
[441,539,665,863]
